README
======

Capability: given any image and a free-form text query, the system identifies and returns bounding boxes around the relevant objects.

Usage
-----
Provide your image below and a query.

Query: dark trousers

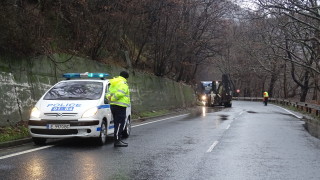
[264,97,268,106]
[110,105,127,141]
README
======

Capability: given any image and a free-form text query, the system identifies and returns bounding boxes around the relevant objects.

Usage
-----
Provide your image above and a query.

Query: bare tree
[254,0,320,101]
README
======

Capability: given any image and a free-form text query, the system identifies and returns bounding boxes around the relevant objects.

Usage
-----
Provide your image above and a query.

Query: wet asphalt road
[1,101,320,180]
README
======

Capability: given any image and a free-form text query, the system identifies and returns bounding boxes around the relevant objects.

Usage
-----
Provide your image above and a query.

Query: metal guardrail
[233,97,320,117]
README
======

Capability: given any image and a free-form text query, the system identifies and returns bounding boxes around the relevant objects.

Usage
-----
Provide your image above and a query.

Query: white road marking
[207,141,219,153]
[239,111,244,115]
[226,124,231,130]
[274,105,303,119]
[0,145,54,160]
[0,114,189,160]
[132,114,189,128]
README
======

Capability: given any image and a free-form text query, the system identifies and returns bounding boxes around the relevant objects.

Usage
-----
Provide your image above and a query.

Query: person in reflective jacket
[106,71,130,147]
[263,91,269,106]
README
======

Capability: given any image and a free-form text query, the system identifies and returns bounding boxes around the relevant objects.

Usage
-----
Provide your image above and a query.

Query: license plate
[47,124,70,129]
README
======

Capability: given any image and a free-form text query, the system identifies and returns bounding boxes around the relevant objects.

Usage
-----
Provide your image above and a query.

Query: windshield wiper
[51,97,81,100]
[62,96,96,100]
[81,97,95,100]
[45,96,96,100]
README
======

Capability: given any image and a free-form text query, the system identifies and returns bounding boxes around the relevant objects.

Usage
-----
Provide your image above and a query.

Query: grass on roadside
[0,121,30,143]
[132,109,170,119]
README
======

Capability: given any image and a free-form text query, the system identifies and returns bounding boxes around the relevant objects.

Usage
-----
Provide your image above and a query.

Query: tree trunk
[299,71,310,102]
[268,72,278,98]
[283,62,288,98]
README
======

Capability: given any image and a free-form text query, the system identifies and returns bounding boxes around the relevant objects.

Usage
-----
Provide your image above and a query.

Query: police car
[28,72,131,145]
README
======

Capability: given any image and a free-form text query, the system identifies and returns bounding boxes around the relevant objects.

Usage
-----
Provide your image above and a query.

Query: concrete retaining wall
[0,54,196,126]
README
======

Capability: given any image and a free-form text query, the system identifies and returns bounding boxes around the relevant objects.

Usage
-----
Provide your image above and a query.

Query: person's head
[120,71,129,79]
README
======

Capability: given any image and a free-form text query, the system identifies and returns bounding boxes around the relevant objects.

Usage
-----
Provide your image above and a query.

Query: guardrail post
[305,104,308,113]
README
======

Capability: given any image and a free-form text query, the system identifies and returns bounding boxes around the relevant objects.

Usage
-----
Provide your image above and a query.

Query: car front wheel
[96,120,107,146]
[122,118,131,138]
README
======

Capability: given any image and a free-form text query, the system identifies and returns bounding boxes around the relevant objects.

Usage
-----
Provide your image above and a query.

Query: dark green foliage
[0,121,30,143]
[0,0,235,83]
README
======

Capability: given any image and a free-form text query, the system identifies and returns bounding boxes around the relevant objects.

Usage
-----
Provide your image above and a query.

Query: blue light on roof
[63,73,81,79]
[88,73,109,78]
[63,72,109,79]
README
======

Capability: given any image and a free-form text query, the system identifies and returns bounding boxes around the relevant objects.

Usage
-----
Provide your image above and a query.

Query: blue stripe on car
[98,104,110,109]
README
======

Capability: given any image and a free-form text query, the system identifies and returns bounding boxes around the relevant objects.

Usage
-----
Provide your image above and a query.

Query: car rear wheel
[122,118,131,138]
[32,137,46,145]
[96,120,107,146]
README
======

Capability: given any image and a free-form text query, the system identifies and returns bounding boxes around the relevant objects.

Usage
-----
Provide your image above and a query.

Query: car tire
[122,118,131,138]
[224,102,232,107]
[96,120,107,146]
[32,137,46,145]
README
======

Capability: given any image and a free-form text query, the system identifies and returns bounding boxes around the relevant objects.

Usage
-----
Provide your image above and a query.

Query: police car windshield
[43,81,103,100]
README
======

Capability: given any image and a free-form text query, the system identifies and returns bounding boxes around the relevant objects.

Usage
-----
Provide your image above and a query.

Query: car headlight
[30,107,41,118]
[201,95,207,100]
[82,107,98,118]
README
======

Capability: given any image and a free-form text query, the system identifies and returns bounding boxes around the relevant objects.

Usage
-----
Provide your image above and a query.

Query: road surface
[1,101,320,180]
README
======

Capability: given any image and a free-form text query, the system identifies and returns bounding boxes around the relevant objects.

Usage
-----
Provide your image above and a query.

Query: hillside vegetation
[1,0,320,103]
[0,0,237,84]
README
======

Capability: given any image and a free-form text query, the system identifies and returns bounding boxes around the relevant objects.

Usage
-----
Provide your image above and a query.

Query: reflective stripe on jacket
[106,76,130,107]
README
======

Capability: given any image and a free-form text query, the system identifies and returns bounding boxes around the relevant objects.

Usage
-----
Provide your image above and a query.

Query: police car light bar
[63,73,81,79]
[63,72,109,79]
[87,73,109,78]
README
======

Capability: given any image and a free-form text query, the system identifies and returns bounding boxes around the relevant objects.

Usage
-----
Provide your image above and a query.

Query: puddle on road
[179,106,223,120]
[219,114,229,120]
[179,106,231,122]
[183,136,196,145]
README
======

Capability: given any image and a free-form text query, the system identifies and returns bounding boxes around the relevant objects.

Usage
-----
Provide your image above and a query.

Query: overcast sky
[232,0,258,10]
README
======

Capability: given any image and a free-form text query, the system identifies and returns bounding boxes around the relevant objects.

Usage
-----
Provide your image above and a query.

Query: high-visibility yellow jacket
[263,91,269,98]
[106,76,130,107]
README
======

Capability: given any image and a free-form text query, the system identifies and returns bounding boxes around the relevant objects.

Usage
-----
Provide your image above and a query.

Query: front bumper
[28,120,101,139]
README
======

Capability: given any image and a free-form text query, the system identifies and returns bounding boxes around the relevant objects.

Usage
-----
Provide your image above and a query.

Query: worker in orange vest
[263,91,269,106]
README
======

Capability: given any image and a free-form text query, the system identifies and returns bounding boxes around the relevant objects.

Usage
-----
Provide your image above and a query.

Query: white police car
[28,72,131,145]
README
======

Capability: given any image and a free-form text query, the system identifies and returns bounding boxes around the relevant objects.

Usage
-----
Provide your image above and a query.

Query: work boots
[114,140,128,147]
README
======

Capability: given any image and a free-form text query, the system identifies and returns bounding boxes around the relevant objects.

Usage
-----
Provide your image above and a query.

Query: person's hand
[107,96,111,101]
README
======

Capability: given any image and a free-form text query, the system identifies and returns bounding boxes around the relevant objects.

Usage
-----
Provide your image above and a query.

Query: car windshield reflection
[43,81,103,100]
